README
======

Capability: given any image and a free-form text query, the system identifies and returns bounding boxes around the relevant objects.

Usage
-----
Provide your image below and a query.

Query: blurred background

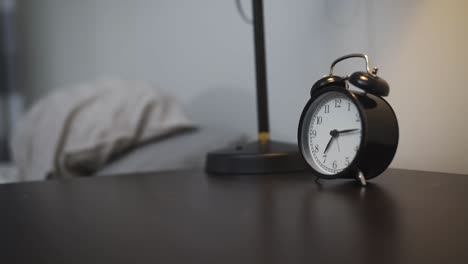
[1,0,467,175]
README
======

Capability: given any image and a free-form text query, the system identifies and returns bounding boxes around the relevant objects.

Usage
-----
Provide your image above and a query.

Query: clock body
[298,86,399,180]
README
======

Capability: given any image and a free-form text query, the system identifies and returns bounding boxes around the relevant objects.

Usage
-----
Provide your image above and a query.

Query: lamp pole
[252,0,270,144]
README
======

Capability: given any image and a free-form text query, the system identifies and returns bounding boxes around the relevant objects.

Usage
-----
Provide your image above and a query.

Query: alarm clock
[298,54,399,186]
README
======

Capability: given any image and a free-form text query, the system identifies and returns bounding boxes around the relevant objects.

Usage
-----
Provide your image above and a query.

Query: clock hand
[336,137,341,152]
[324,129,339,154]
[324,135,335,154]
[337,129,360,134]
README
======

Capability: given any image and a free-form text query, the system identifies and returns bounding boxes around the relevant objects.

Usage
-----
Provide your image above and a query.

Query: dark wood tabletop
[0,168,467,264]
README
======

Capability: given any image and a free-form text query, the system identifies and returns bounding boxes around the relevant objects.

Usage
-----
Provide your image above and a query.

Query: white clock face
[300,91,363,175]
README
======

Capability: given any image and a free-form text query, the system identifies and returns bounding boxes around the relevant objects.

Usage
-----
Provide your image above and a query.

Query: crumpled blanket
[11,80,195,181]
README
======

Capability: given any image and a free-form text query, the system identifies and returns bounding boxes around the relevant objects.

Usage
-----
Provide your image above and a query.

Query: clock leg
[357,171,367,187]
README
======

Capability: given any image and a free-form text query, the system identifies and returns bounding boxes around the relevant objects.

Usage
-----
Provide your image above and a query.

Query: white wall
[18,0,468,174]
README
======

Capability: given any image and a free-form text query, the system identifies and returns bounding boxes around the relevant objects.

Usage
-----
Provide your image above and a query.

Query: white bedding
[11,79,194,182]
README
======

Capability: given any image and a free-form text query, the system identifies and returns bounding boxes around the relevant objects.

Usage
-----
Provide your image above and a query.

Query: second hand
[336,136,341,152]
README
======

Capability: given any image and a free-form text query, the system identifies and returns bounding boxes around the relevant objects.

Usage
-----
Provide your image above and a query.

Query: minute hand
[336,129,360,134]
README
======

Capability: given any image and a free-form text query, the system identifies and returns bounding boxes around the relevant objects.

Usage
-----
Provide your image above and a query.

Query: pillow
[11,79,195,181]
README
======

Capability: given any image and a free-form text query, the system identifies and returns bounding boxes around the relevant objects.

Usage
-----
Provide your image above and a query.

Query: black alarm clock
[298,54,399,186]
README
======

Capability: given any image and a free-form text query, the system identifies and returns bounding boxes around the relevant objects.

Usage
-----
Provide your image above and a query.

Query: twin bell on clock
[298,53,399,186]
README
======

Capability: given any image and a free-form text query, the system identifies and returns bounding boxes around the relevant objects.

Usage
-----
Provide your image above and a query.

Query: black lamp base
[205,140,310,175]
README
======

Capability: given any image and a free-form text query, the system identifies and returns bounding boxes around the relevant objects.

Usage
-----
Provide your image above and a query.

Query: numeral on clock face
[335,99,341,108]
[316,116,323,124]
[355,112,360,122]
[345,157,350,166]
[313,144,319,153]
[311,130,317,138]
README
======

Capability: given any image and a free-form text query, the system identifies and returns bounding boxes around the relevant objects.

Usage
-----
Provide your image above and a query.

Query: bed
[8,80,251,183]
